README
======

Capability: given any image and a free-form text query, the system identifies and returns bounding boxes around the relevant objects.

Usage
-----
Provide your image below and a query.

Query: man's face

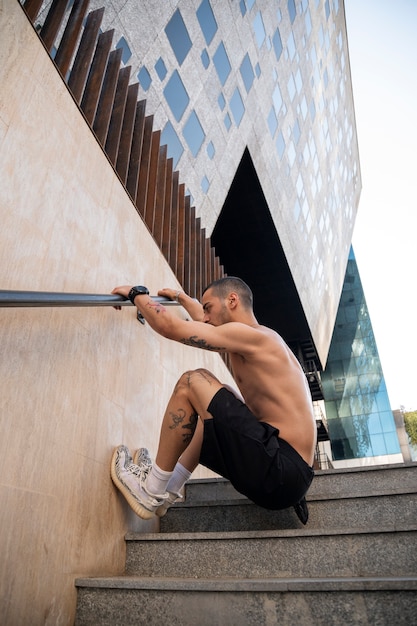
[201,288,230,326]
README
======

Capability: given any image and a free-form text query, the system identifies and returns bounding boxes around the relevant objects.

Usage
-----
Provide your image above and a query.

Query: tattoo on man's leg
[169,408,186,429]
[181,412,198,444]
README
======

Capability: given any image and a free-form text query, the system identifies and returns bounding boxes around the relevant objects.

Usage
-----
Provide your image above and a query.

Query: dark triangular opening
[211,148,322,395]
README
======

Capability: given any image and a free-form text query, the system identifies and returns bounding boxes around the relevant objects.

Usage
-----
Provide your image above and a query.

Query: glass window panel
[183,110,205,157]
[267,108,278,137]
[155,57,167,81]
[379,411,396,431]
[371,433,387,456]
[116,36,131,65]
[288,0,297,23]
[240,53,255,93]
[197,0,218,45]
[230,87,245,126]
[206,141,215,159]
[137,66,151,91]
[376,392,391,413]
[272,28,283,61]
[255,62,261,77]
[218,92,226,110]
[272,84,283,114]
[201,175,210,193]
[367,413,382,435]
[293,119,301,144]
[239,0,247,17]
[224,113,232,131]
[213,42,231,86]
[276,131,285,159]
[253,12,266,48]
[287,32,296,60]
[163,71,190,122]
[247,0,255,9]
[165,9,192,66]
[384,431,400,455]
[287,74,296,101]
[161,121,184,169]
[201,49,210,69]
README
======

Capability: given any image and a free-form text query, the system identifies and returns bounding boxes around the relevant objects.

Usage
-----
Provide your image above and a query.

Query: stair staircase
[75,463,417,625]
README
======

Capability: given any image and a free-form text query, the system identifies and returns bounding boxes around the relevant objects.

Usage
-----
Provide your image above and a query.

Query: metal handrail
[0,289,179,308]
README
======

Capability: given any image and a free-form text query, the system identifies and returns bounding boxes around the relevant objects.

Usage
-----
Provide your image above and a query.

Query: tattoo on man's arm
[180,335,226,351]
[145,301,166,314]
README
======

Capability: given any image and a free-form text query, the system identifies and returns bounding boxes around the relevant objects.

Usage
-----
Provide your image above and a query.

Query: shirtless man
[110,277,316,523]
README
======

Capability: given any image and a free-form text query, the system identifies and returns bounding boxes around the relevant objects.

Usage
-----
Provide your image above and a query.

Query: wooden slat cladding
[22,0,224,302]
[68,8,105,103]
[54,0,90,78]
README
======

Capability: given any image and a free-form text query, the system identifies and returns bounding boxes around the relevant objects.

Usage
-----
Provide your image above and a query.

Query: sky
[344,0,417,411]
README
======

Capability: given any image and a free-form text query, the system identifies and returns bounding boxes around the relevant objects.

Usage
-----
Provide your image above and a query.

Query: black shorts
[199,387,314,510]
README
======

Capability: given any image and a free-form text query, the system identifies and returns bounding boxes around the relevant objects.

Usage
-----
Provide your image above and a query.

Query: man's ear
[228,292,238,308]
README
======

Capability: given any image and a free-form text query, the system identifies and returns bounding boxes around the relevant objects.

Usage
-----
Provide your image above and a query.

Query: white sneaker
[110,445,167,520]
[132,448,183,517]
[155,491,183,518]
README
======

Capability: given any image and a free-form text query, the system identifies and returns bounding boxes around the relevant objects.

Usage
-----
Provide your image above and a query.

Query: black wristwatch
[128,285,149,304]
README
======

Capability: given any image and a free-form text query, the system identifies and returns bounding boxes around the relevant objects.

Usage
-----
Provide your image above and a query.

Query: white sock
[145,463,173,496]
[165,462,192,495]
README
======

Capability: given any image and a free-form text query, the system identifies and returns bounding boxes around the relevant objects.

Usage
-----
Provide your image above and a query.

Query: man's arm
[157,288,204,321]
[111,284,261,354]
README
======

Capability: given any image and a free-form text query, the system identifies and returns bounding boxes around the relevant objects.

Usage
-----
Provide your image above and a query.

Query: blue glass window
[165,9,192,66]
[161,121,184,169]
[116,36,131,64]
[206,141,215,159]
[293,119,301,144]
[310,99,316,121]
[218,92,226,110]
[224,113,232,131]
[155,58,167,81]
[287,32,296,60]
[253,12,266,48]
[163,71,189,122]
[240,53,255,93]
[230,87,245,126]
[288,0,297,23]
[267,108,278,137]
[272,28,283,61]
[239,0,246,16]
[276,130,285,159]
[246,0,255,9]
[255,63,261,77]
[325,0,330,19]
[287,74,296,101]
[137,66,151,91]
[272,84,283,113]
[201,175,210,193]
[183,110,205,157]
[213,42,231,86]
[201,49,210,69]
[197,0,218,45]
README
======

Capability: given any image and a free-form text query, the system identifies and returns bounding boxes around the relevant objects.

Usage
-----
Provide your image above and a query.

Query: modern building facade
[37,0,362,370]
[321,248,402,466]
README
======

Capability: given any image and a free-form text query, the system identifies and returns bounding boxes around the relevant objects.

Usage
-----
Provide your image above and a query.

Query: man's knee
[174,369,220,396]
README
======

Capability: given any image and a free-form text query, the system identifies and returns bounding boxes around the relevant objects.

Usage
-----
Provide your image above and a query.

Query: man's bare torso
[229,325,317,466]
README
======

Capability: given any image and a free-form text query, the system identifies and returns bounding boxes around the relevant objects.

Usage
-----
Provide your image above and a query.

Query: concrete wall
[0,2,233,624]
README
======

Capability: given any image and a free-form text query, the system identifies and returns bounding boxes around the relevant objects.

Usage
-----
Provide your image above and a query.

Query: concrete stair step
[74,575,417,625]
[182,464,417,505]
[124,524,417,579]
[160,491,417,533]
